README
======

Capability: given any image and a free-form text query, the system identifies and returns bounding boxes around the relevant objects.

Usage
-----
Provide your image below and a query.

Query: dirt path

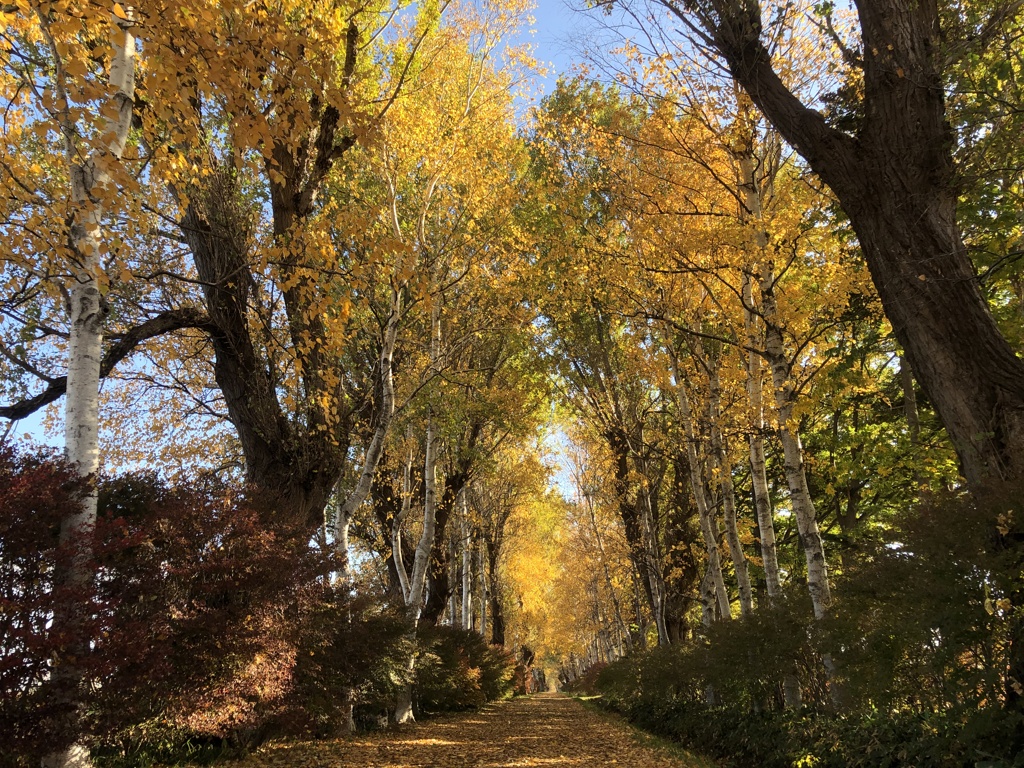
[225,693,708,767]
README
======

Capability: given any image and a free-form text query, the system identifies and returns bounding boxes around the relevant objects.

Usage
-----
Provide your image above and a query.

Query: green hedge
[594,488,1024,768]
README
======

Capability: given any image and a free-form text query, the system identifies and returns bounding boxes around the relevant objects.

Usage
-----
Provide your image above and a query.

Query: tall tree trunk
[899,356,921,446]
[409,415,437,593]
[448,531,460,626]
[761,270,832,619]
[420,469,469,626]
[394,302,442,724]
[735,133,783,600]
[44,10,136,767]
[477,537,488,637]
[335,285,401,529]
[707,361,754,616]
[733,112,803,708]
[584,489,633,651]
[636,462,671,644]
[393,416,437,724]
[183,173,345,529]
[668,352,732,620]
[605,426,673,642]
[461,495,473,629]
[371,451,414,604]
[333,499,357,734]
[744,293,782,598]
[487,546,506,646]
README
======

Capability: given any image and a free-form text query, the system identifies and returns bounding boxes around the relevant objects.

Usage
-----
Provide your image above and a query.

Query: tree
[0,4,138,765]
[611,0,1024,489]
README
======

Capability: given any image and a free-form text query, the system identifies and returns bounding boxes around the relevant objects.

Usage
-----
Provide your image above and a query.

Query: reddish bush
[0,448,341,764]
[91,473,337,747]
[0,447,92,761]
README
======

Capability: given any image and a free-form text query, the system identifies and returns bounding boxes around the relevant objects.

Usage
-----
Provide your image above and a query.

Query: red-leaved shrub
[0,448,340,764]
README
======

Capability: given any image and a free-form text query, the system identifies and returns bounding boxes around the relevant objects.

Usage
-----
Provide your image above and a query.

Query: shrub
[90,472,333,751]
[594,487,1024,767]
[0,450,341,764]
[415,626,516,713]
[0,447,91,763]
[288,601,411,736]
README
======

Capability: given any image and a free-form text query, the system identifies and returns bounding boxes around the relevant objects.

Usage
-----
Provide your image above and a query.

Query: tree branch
[0,307,213,420]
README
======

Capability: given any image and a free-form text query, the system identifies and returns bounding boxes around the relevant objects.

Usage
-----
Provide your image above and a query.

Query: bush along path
[192,693,712,768]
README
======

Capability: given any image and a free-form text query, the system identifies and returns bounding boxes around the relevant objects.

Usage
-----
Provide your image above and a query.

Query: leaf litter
[188,692,711,768]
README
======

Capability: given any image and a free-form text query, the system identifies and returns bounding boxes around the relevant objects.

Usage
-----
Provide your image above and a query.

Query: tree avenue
[1,0,1023,766]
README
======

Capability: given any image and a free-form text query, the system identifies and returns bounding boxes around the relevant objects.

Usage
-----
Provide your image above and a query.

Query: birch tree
[0,4,137,764]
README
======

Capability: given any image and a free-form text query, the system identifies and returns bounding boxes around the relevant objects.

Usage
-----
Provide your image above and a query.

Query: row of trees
[0,0,565,764]
[529,0,1024,762]
[3,0,1024,764]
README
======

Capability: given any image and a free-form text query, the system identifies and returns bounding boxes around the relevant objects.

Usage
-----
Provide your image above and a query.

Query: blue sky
[525,0,585,80]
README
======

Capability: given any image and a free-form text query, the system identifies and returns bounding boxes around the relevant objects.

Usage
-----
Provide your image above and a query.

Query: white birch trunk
[407,417,438,622]
[394,306,441,724]
[447,530,458,626]
[392,440,415,603]
[707,361,754,617]
[335,286,401,533]
[392,416,437,724]
[733,118,786,606]
[733,114,805,708]
[393,417,436,725]
[668,351,731,619]
[743,276,783,600]
[761,288,832,620]
[477,537,487,637]
[460,491,473,629]
[43,10,136,767]
[332,501,357,733]
[331,289,400,734]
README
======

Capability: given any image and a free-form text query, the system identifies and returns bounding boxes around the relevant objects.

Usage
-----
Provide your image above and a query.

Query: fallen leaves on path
[206,693,706,768]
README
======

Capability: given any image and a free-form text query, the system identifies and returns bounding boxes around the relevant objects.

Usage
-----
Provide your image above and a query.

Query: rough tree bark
[606,426,673,643]
[420,467,471,626]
